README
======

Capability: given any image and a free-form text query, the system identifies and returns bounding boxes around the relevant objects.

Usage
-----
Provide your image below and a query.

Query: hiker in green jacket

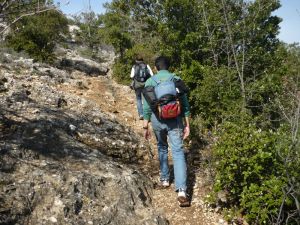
[142,56,191,207]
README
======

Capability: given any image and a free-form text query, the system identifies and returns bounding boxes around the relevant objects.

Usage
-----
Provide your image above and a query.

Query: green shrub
[180,62,242,127]
[125,44,156,68]
[240,178,285,224]
[212,116,293,224]
[6,10,68,63]
[112,44,156,85]
[112,59,132,85]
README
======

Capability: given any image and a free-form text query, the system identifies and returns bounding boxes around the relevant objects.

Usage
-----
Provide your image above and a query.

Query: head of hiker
[155,56,170,71]
[136,55,143,62]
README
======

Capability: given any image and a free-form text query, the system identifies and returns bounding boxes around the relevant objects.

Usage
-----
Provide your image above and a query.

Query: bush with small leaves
[212,115,299,224]
[7,10,68,63]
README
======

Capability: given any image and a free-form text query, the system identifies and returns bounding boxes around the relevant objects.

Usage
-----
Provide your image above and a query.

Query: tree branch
[0,5,58,36]
[221,0,246,108]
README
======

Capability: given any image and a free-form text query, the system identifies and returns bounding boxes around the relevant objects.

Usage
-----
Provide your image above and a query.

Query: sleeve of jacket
[130,66,135,79]
[142,79,153,121]
[174,75,190,117]
[180,93,191,117]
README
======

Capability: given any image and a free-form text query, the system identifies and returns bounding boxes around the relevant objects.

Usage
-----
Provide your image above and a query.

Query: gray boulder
[0,51,168,225]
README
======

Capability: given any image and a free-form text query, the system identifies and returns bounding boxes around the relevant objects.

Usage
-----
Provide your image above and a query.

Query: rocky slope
[0,49,167,225]
[0,46,229,225]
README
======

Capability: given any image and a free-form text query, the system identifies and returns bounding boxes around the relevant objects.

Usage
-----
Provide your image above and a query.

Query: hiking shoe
[156,180,170,189]
[139,116,144,120]
[177,189,190,207]
[161,180,170,188]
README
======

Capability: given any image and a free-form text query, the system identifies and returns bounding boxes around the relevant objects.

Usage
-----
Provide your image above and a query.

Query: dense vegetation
[1,0,68,62]
[0,0,299,224]
[100,0,299,224]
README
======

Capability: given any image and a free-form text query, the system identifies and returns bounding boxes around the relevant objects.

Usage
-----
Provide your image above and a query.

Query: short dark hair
[155,56,170,71]
[136,55,144,61]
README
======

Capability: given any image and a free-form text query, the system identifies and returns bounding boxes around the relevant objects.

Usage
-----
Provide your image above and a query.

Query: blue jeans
[135,88,143,117]
[151,114,187,191]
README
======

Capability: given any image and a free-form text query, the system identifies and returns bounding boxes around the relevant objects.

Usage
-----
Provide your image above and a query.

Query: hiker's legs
[168,118,187,191]
[151,115,169,181]
[135,88,143,117]
[156,129,169,181]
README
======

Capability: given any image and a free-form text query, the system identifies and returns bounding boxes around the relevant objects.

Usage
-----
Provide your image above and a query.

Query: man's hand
[183,126,190,140]
[143,120,151,140]
[183,116,190,140]
[144,127,151,140]
[130,80,135,90]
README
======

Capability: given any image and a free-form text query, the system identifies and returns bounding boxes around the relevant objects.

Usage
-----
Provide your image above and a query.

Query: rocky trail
[62,71,227,225]
[0,48,227,225]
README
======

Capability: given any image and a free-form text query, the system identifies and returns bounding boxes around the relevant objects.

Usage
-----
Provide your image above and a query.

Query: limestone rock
[59,58,109,76]
[0,47,167,225]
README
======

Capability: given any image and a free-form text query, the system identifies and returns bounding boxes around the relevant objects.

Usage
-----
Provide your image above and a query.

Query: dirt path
[59,73,227,225]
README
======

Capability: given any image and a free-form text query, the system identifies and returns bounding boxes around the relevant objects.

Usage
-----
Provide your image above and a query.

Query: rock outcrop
[0,50,168,225]
[55,44,114,77]
[59,58,109,76]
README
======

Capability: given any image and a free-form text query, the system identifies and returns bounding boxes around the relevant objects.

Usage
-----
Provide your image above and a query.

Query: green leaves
[7,10,68,62]
[240,178,285,223]
[72,12,104,50]
[101,8,132,59]
[180,64,241,126]
[212,118,299,224]
[100,1,299,223]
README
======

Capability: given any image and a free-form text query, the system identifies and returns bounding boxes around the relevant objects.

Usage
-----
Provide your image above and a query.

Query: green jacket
[142,70,191,121]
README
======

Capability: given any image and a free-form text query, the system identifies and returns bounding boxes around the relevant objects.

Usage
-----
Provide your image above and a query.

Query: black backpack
[134,63,151,82]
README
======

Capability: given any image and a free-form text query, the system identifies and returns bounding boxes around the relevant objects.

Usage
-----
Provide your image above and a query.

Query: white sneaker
[177,189,190,207]
[178,189,186,198]
[161,180,170,187]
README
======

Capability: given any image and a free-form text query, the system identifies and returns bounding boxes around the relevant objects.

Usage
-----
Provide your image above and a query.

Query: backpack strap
[151,76,160,84]
[167,74,175,82]
[152,74,175,84]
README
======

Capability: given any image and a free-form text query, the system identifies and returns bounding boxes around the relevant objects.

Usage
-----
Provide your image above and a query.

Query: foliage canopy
[101,0,300,224]
[1,0,299,223]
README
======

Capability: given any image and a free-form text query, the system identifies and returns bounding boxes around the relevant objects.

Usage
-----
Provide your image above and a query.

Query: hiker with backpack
[142,56,191,207]
[130,56,153,120]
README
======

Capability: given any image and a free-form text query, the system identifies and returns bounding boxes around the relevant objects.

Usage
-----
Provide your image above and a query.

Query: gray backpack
[134,63,151,82]
[133,63,151,89]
